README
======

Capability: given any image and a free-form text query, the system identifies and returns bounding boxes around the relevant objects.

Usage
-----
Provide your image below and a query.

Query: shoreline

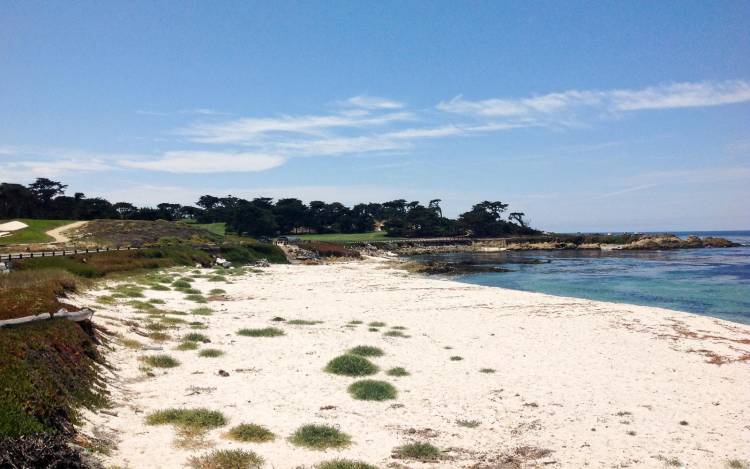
[78,259,750,468]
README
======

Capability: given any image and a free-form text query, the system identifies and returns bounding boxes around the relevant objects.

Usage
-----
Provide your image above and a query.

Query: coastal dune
[80,259,750,468]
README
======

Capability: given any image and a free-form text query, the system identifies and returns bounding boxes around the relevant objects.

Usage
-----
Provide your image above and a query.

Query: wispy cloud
[120,151,285,173]
[437,80,750,119]
[341,95,404,110]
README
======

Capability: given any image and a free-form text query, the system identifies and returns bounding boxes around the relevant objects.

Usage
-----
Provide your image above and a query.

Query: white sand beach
[79,259,750,468]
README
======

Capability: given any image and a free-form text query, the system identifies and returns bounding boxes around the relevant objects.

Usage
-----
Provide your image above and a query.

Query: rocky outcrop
[620,235,739,250]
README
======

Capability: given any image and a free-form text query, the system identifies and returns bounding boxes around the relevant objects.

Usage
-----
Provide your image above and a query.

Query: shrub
[386,367,409,377]
[449,356,463,361]
[142,354,180,368]
[287,319,322,325]
[393,442,441,460]
[237,327,284,337]
[325,355,378,377]
[148,331,170,341]
[384,330,408,338]
[185,294,207,303]
[183,332,210,343]
[182,288,202,294]
[175,341,199,351]
[172,280,192,289]
[348,380,397,401]
[317,460,378,469]
[479,368,496,373]
[289,424,351,450]
[227,423,275,443]
[349,346,384,357]
[199,349,224,358]
[192,307,213,316]
[209,289,226,295]
[188,449,263,469]
[150,284,171,291]
[145,408,227,430]
[368,321,386,327]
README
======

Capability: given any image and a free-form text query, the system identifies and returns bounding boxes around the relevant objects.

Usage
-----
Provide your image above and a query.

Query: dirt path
[46,221,87,243]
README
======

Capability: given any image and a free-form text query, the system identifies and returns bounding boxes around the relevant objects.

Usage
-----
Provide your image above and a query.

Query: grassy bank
[0,219,74,245]
[296,231,389,242]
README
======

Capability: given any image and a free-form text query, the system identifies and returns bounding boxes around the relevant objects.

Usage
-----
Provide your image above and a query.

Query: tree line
[0,178,538,238]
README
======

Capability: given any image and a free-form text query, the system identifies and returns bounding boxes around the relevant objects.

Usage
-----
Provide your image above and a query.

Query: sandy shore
[78,258,750,468]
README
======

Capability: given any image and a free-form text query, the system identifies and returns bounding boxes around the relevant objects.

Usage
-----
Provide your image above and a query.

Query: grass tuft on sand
[347,380,397,401]
[188,449,263,469]
[183,332,210,343]
[141,354,180,368]
[317,460,379,469]
[145,408,227,430]
[325,355,378,377]
[237,327,285,337]
[198,348,224,358]
[393,442,441,460]
[386,367,409,377]
[290,424,351,450]
[175,341,199,351]
[227,423,275,443]
[287,319,323,325]
[348,345,384,357]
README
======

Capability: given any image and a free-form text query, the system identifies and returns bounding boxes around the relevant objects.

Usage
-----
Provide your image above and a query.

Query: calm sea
[414,231,750,325]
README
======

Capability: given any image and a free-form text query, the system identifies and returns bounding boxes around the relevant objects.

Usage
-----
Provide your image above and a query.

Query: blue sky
[1,1,749,231]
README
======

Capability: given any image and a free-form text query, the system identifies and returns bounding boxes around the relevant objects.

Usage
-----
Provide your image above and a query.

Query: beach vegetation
[386,367,409,377]
[176,341,199,351]
[237,327,285,337]
[209,288,226,295]
[347,320,363,325]
[172,280,192,289]
[479,368,496,373]
[287,319,323,325]
[726,460,749,469]
[227,423,275,443]
[271,316,286,321]
[199,348,224,358]
[393,442,441,460]
[349,345,384,357]
[145,408,227,430]
[450,356,463,361]
[368,327,379,332]
[185,294,207,303]
[368,321,386,327]
[121,338,143,349]
[289,424,351,450]
[384,330,408,338]
[325,355,378,376]
[148,331,171,341]
[456,419,480,428]
[192,307,213,315]
[183,332,209,343]
[348,380,397,401]
[141,354,180,368]
[317,460,379,469]
[187,449,263,469]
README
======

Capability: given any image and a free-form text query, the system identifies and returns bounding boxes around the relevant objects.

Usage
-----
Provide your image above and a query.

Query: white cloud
[437,80,750,118]
[0,159,110,182]
[119,151,285,173]
[342,95,404,110]
[180,111,414,144]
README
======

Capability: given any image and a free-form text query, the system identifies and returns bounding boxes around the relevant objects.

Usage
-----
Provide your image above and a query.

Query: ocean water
[414,231,750,325]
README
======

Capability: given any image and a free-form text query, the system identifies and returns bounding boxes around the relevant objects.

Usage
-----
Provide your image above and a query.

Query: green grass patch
[237,327,285,337]
[208,275,227,282]
[368,321,386,327]
[96,295,117,305]
[148,298,165,304]
[150,284,171,291]
[287,319,323,325]
[175,341,199,351]
[141,354,180,368]
[192,222,227,236]
[198,348,224,358]
[386,367,409,377]
[188,448,263,469]
[393,442,441,460]
[324,355,378,377]
[368,327,379,332]
[456,419,480,428]
[349,345,384,357]
[384,330,408,338]
[209,288,226,295]
[192,307,213,316]
[185,294,207,303]
[289,424,351,450]
[227,423,275,443]
[479,368,496,373]
[317,460,379,469]
[148,331,170,341]
[183,332,209,342]
[189,322,208,329]
[348,380,397,401]
[449,356,463,361]
[146,408,227,430]
[347,320,363,325]
[0,219,75,245]
[172,280,192,289]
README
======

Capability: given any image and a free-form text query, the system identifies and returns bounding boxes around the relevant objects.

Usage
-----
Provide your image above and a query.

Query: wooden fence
[0,246,140,262]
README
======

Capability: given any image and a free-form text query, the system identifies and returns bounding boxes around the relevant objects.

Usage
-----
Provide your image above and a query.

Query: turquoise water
[415,231,750,325]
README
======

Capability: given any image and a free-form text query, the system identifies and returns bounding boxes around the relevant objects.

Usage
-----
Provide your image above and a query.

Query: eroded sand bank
[79,259,750,468]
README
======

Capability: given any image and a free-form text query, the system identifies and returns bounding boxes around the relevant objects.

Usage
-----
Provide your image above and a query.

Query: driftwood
[0,308,94,328]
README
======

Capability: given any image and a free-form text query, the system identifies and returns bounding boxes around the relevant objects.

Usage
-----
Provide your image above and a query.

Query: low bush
[393,442,441,460]
[347,380,397,401]
[183,332,210,343]
[188,449,264,469]
[349,345,384,357]
[289,424,351,450]
[227,423,275,443]
[237,327,285,337]
[141,354,180,368]
[145,408,227,430]
[317,460,379,469]
[386,367,409,377]
[325,355,378,377]
[199,349,224,358]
